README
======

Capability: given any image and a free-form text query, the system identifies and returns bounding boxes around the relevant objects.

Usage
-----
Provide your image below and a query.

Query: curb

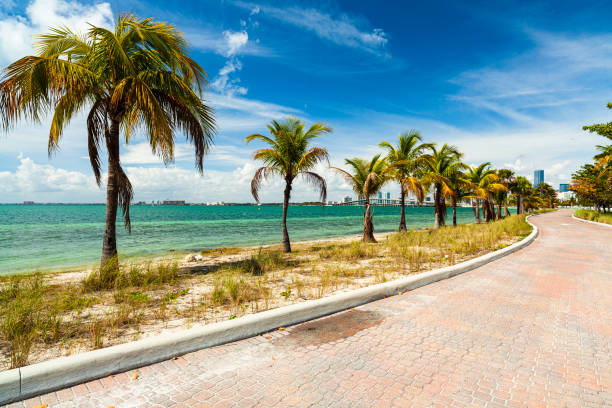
[572,214,612,228]
[0,217,539,404]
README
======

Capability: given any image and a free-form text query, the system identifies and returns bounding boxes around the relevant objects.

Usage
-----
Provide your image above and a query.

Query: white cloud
[0,156,97,198]
[450,30,612,126]
[0,0,112,64]
[233,1,388,54]
[210,59,248,96]
[223,30,248,56]
[0,155,355,203]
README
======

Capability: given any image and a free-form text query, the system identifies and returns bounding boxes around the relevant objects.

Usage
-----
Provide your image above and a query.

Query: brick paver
[6,210,612,407]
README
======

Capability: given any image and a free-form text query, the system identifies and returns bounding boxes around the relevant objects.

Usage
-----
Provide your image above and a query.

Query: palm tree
[510,176,532,214]
[495,169,515,218]
[447,170,471,226]
[379,130,431,231]
[246,118,331,253]
[0,14,215,267]
[332,155,388,242]
[465,163,494,223]
[420,144,465,228]
[465,163,507,222]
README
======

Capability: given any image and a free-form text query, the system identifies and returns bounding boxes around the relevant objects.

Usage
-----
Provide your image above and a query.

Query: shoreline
[1,205,483,276]
[1,226,415,279]
[0,215,532,371]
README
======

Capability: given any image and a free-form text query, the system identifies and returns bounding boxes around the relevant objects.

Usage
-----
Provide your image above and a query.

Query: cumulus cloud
[0,156,97,199]
[223,30,249,56]
[0,0,112,64]
[0,155,360,203]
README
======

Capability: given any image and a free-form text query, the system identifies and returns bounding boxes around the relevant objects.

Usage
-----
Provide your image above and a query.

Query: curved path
[8,210,612,408]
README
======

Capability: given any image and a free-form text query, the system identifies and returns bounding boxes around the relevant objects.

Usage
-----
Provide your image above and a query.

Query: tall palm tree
[0,14,215,267]
[246,118,331,253]
[495,169,515,218]
[465,163,507,223]
[379,130,431,231]
[447,170,471,226]
[420,144,465,228]
[332,155,388,242]
[510,176,532,214]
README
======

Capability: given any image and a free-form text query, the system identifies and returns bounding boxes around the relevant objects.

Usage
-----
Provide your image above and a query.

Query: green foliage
[83,261,179,292]
[246,117,332,201]
[574,209,612,225]
[0,14,216,239]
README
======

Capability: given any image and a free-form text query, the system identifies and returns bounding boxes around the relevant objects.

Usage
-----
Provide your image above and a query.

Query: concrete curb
[572,214,612,228]
[0,217,539,404]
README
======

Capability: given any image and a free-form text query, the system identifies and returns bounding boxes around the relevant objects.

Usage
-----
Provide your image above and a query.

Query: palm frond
[302,171,327,203]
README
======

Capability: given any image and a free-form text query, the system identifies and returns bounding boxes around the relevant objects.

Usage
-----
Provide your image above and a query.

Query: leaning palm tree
[246,118,331,253]
[420,144,465,228]
[332,155,388,242]
[0,14,215,267]
[379,130,431,231]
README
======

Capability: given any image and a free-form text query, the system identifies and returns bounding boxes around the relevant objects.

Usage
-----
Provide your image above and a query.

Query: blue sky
[0,0,610,203]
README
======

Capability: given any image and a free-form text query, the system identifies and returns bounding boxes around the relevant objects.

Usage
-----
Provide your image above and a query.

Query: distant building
[559,183,569,192]
[386,192,391,199]
[344,196,352,203]
[557,191,575,201]
[162,200,186,205]
[377,192,383,199]
[534,170,544,186]
[23,201,35,205]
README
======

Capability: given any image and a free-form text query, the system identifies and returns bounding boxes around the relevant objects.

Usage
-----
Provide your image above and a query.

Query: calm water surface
[0,204,478,274]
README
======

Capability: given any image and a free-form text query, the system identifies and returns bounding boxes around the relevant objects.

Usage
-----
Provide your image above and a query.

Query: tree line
[570,104,612,213]
[247,118,558,252]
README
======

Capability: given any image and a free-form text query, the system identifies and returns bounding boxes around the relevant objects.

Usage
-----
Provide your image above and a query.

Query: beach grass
[0,214,531,369]
[574,209,612,225]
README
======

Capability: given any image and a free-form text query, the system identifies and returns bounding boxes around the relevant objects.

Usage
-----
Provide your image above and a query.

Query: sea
[0,204,478,275]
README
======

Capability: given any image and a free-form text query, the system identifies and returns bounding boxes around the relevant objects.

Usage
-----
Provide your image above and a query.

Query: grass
[574,209,612,225]
[0,214,532,369]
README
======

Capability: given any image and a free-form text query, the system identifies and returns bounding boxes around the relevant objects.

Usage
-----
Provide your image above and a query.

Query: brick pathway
[8,210,612,407]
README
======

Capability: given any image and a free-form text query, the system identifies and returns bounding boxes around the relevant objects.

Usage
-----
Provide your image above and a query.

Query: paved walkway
[9,210,612,408]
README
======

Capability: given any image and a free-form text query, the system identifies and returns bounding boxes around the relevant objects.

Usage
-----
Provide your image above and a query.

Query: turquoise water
[0,204,478,274]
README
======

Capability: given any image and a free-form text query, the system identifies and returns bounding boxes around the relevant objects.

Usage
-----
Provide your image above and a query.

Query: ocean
[0,204,478,274]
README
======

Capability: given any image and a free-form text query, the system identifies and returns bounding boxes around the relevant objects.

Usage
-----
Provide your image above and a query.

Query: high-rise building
[559,183,569,192]
[377,192,383,199]
[344,196,352,203]
[386,192,391,199]
[534,169,544,186]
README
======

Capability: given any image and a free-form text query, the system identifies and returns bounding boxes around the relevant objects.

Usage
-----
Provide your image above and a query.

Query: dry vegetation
[0,214,531,370]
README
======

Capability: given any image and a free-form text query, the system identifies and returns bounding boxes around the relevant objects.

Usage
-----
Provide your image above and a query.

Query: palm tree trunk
[281,179,292,253]
[518,195,524,214]
[504,203,510,217]
[433,183,444,228]
[472,199,481,223]
[452,197,457,227]
[399,186,406,232]
[481,200,487,222]
[363,198,376,242]
[101,120,120,267]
